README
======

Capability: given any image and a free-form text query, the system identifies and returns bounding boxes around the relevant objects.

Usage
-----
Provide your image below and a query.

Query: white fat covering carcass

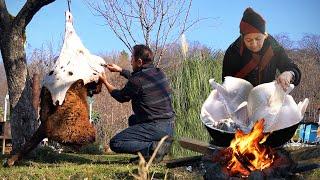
[43,11,106,105]
[200,76,253,132]
[247,82,309,132]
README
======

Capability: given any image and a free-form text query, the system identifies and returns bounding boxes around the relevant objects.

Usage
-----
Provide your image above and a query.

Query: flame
[227,119,275,177]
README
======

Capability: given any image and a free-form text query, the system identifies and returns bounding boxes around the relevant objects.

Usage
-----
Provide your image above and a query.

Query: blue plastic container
[299,123,319,143]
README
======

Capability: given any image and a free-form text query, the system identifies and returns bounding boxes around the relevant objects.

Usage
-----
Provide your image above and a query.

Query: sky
[2,0,320,57]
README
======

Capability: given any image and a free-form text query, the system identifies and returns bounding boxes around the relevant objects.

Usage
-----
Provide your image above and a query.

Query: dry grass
[132,136,169,180]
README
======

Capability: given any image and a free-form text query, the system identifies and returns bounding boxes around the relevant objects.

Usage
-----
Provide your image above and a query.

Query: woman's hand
[276,71,293,91]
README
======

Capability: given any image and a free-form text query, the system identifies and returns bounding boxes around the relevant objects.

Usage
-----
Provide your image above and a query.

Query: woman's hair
[132,44,154,64]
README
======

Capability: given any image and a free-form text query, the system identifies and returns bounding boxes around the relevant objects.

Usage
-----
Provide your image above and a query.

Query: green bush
[91,110,102,125]
[168,57,222,157]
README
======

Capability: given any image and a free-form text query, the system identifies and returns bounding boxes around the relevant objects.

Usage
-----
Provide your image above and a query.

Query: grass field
[0,147,200,179]
[0,146,319,179]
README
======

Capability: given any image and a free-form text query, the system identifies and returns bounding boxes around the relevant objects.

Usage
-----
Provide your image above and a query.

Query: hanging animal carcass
[5,11,106,166]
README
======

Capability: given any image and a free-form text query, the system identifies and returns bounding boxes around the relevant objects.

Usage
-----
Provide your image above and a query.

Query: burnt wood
[292,162,320,174]
[178,137,222,156]
[165,155,203,168]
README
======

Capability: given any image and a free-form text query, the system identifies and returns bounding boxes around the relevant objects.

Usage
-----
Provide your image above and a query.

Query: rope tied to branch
[67,0,71,12]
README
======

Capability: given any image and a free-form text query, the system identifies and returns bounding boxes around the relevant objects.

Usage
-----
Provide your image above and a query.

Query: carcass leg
[4,125,46,167]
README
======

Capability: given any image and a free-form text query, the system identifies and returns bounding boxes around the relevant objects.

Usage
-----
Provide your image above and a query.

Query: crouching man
[99,44,175,163]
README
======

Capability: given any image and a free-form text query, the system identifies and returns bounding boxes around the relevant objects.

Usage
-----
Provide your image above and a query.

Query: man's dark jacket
[111,63,175,123]
[222,35,301,87]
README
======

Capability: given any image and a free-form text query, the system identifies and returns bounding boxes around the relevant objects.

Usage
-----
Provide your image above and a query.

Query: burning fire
[227,119,275,177]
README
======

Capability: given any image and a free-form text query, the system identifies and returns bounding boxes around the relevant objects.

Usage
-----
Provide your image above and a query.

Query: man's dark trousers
[109,115,174,157]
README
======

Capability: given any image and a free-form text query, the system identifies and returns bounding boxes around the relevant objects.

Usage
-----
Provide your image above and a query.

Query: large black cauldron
[205,123,299,147]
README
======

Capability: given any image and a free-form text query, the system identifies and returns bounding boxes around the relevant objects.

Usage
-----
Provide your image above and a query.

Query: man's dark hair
[132,44,154,64]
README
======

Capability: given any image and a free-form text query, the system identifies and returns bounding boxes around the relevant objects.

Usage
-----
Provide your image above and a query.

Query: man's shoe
[152,137,173,163]
[129,156,140,164]
[130,136,173,164]
[129,155,150,164]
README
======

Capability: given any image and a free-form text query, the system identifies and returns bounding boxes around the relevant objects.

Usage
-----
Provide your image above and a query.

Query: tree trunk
[0,27,37,153]
[0,0,55,153]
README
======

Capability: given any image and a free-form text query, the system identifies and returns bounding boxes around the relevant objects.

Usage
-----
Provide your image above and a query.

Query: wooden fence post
[32,73,40,120]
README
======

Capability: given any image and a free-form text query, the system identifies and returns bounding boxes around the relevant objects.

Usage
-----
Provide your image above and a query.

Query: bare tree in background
[273,33,295,50]
[298,34,320,64]
[27,43,57,81]
[289,34,320,123]
[0,0,55,152]
[87,0,198,66]
[92,52,132,151]
[0,63,8,108]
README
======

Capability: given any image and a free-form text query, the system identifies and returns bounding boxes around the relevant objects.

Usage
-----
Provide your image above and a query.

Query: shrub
[168,57,222,157]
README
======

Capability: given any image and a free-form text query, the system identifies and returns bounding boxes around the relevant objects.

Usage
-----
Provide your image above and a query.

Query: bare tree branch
[154,0,165,56]
[88,0,201,65]
[14,0,55,28]
[108,0,133,47]
[154,0,189,65]
[112,0,137,44]
[0,0,13,30]
[87,0,133,51]
[299,34,320,63]
[181,0,192,32]
[137,0,149,46]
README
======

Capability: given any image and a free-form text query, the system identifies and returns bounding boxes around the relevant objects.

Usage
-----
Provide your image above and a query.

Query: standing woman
[222,8,301,90]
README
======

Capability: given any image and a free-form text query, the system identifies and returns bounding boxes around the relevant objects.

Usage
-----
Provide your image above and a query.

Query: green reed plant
[168,57,222,157]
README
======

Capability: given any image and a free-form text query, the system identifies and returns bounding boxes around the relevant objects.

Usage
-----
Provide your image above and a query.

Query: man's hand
[276,71,293,91]
[99,72,108,85]
[106,63,122,72]
[99,72,116,93]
